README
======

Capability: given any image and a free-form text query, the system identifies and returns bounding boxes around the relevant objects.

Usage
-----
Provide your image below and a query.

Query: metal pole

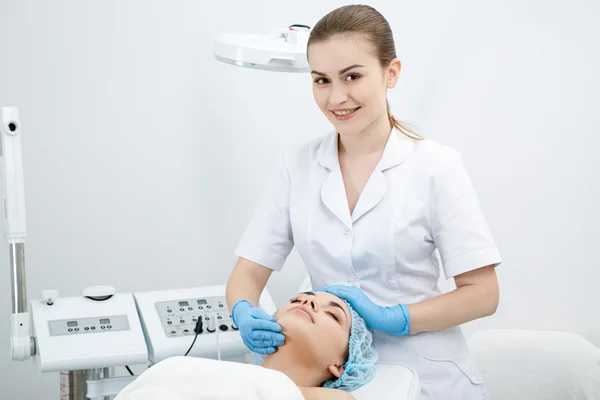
[9,243,27,314]
[66,370,87,400]
[102,367,114,400]
[87,369,101,400]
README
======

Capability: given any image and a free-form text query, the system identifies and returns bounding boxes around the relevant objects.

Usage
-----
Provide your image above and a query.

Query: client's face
[273,291,351,378]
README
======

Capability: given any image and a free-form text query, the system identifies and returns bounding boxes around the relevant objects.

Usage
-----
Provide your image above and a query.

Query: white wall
[1,0,598,398]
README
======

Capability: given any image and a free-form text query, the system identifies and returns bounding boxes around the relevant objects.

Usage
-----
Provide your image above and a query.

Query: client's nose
[302,297,318,311]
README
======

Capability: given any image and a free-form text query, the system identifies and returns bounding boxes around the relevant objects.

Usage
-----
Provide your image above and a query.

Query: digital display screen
[197,299,207,305]
[99,318,110,325]
[67,321,78,327]
[179,301,189,307]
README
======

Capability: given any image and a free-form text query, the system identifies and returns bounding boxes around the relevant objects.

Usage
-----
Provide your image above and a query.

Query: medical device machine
[2,24,421,400]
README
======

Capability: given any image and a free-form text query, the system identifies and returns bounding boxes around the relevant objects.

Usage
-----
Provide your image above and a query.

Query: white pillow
[468,329,600,400]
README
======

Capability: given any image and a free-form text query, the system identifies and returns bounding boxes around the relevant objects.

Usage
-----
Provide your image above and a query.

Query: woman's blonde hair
[307,5,423,140]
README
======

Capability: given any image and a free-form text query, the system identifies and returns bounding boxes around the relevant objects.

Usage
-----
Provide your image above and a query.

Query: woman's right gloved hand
[231,300,285,354]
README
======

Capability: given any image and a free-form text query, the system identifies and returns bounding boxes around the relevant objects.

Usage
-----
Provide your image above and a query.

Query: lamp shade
[213,25,310,73]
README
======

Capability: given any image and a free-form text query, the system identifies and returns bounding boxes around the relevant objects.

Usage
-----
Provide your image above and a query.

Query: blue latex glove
[317,285,411,336]
[231,300,285,354]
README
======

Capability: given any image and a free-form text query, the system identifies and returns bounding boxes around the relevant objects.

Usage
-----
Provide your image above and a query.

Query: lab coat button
[343,230,353,238]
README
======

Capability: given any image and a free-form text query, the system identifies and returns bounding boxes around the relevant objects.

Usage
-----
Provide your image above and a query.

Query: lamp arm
[1,107,35,360]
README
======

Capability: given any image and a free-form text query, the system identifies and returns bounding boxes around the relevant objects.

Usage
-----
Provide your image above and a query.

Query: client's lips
[290,306,315,323]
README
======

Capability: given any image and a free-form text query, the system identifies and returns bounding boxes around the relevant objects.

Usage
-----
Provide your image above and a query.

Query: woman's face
[308,34,399,138]
[274,291,351,370]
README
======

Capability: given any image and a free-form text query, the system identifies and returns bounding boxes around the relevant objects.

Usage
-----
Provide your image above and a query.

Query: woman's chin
[279,318,312,336]
[334,124,364,137]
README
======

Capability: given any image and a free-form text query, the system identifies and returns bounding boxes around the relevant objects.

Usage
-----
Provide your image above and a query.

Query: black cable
[125,366,134,376]
[184,319,203,356]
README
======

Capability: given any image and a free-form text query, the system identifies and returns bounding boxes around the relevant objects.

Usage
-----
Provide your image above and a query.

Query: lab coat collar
[317,129,415,228]
[316,130,339,170]
[378,129,415,171]
[316,128,414,172]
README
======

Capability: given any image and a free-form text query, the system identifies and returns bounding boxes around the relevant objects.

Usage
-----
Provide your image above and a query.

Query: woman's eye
[346,73,360,81]
[314,77,329,84]
[327,311,340,322]
[290,299,301,303]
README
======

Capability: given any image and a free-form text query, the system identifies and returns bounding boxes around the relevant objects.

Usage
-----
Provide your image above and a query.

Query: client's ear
[327,364,344,378]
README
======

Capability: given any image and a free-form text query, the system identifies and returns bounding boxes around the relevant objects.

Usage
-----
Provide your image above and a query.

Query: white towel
[114,356,305,400]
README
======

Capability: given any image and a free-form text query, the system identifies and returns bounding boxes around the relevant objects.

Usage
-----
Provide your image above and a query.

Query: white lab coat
[235,129,502,400]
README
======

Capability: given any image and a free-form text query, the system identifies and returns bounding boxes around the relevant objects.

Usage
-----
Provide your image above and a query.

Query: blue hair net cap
[323,301,378,391]
[250,301,378,392]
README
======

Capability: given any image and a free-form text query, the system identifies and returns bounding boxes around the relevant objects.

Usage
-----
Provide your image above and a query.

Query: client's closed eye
[327,311,340,322]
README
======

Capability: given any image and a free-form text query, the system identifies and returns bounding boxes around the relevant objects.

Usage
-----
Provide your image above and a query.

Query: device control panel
[48,315,129,336]
[155,295,237,337]
[29,292,148,372]
[134,285,275,362]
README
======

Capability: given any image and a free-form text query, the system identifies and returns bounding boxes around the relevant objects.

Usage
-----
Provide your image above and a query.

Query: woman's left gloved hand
[317,285,411,336]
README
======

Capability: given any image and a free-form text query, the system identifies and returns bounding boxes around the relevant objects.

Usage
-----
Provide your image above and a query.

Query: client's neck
[261,344,328,388]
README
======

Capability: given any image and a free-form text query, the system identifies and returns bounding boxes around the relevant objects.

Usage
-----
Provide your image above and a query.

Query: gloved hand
[317,285,411,336]
[231,300,285,354]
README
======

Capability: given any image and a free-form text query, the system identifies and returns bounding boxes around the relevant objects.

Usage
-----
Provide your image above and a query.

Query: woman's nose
[302,297,318,311]
[328,83,349,105]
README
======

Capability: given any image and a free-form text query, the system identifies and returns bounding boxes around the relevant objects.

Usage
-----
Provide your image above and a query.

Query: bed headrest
[350,363,422,400]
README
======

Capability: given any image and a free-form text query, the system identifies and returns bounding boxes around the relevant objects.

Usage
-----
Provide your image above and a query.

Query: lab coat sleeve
[430,149,502,279]
[234,151,294,271]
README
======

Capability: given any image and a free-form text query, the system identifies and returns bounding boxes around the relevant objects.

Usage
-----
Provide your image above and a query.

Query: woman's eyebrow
[310,64,365,76]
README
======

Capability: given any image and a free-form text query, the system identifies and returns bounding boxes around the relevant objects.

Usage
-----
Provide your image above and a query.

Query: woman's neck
[338,115,392,158]
[261,345,329,388]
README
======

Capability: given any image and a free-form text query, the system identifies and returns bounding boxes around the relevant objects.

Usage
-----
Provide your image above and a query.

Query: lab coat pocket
[419,355,485,385]
[413,329,485,386]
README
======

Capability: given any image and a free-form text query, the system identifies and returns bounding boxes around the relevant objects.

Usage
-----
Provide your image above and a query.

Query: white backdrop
[0,0,598,398]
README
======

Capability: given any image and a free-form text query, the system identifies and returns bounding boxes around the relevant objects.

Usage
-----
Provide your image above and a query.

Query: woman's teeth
[333,108,359,116]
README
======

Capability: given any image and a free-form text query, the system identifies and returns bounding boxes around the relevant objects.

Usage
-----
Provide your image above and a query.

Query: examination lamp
[213,24,310,73]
